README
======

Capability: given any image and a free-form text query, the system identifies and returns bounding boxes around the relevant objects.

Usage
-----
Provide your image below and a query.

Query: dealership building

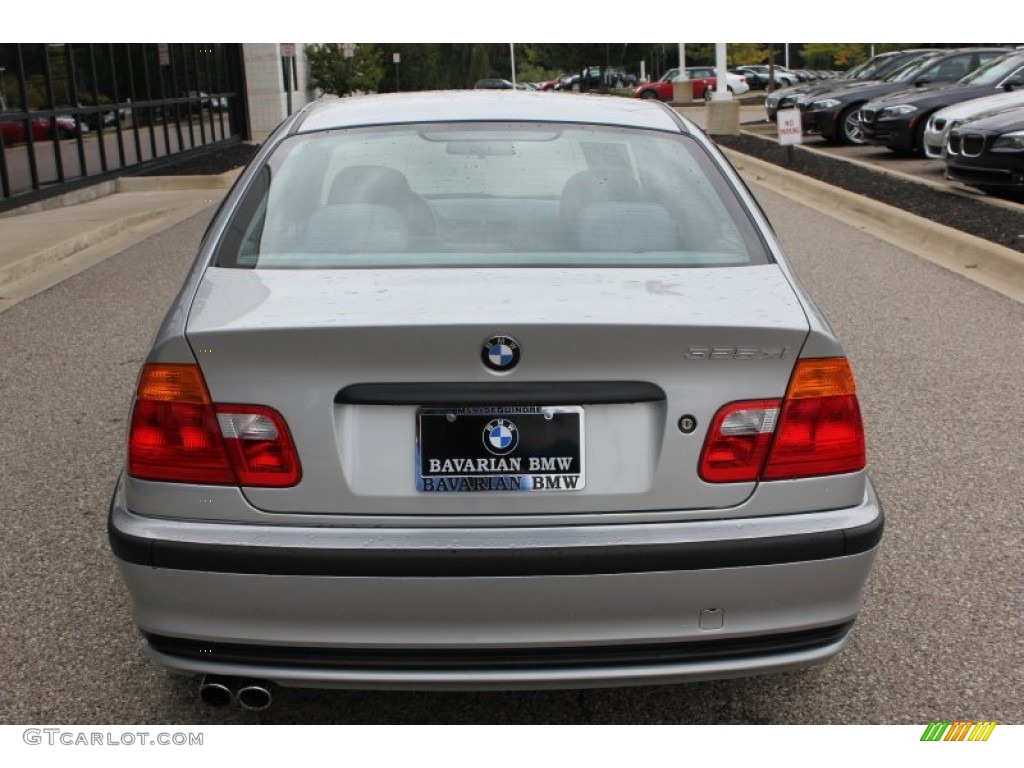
[0,43,312,212]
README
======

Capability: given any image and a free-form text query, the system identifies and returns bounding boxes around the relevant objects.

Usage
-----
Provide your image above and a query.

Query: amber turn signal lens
[136,363,211,405]
[785,357,856,400]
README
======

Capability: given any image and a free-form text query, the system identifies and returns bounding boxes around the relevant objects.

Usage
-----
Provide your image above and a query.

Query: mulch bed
[715,133,1024,254]
[134,142,260,177]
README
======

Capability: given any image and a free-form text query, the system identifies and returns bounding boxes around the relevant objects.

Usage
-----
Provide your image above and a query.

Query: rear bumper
[143,624,856,691]
[108,476,883,690]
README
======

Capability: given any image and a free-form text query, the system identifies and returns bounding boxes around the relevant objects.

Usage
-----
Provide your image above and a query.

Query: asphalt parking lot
[0,178,1019,724]
[741,113,949,182]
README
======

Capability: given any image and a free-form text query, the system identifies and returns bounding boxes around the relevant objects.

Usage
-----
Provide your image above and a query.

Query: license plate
[417,406,585,492]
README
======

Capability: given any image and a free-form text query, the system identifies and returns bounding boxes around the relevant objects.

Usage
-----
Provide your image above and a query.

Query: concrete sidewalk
[0,172,237,314]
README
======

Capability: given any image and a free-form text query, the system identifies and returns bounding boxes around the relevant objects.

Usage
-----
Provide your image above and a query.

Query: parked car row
[633,67,750,102]
[801,48,1009,145]
[766,48,1024,198]
[479,64,820,101]
[921,90,1024,159]
[535,68,640,92]
[858,51,1024,153]
[478,66,744,99]
[476,77,593,92]
[764,49,942,121]
[736,65,838,90]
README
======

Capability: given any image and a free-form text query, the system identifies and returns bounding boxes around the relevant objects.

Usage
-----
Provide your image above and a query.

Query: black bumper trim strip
[108,508,884,578]
[335,381,666,406]
[146,622,855,670]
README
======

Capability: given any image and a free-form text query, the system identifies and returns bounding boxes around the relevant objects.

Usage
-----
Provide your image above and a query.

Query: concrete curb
[0,207,174,288]
[723,148,1024,304]
[0,181,120,219]
[0,170,239,313]
[0,197,214,314]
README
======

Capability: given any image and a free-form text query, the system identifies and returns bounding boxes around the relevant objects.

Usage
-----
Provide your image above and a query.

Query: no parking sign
[777,108,803,146]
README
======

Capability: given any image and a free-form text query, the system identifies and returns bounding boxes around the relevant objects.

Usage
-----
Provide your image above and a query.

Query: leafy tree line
[305,43,1002,96]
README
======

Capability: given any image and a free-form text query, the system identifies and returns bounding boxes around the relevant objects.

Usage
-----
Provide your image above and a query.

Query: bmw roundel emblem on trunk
[481,335,520,372]
[483,418,519,455]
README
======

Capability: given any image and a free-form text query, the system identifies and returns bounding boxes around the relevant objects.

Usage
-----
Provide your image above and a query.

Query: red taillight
[128,399,236,484]
[698,399,780,483]
[761,395,864,479]
[215,405,301,487]
[127,364,301,487]
[699,358,866,483]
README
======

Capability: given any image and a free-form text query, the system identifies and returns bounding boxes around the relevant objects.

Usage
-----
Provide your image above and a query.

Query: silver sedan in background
[923,90,1024,158]
[108,92,883,710]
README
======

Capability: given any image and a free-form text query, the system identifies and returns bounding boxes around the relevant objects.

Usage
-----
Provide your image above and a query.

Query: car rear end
[109,93,883,693]
[727,73,749,96]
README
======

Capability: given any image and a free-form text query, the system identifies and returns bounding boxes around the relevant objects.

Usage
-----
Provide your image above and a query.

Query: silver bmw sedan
[109,91,882,709]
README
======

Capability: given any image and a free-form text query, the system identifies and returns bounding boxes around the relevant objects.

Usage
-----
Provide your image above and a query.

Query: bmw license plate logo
[483,418,518,455]
[482,335,520,372]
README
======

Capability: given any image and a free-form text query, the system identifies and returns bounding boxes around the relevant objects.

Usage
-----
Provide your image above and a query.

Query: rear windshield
[216,121,770,269]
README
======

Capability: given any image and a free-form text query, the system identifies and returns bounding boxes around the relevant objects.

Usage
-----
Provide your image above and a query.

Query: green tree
[728,44,772,67]
[375,44,446,92]
[681,44,715,66]
[799,43,870,70]
[305,43,384,97]
[468,44,491,85]
[514,59,560,85]
[435,44,475,89]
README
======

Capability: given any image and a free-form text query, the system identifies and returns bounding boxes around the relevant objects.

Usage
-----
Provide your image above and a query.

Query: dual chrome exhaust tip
[199,674,273,711]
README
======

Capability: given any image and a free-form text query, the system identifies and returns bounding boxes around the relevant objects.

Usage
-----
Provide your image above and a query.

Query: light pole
[706,43,739,137]
[393,52,400,92]
[714,42,729,100]
[342,43,355,97]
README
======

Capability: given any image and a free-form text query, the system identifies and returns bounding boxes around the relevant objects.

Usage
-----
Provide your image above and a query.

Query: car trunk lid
[185,265,809,516]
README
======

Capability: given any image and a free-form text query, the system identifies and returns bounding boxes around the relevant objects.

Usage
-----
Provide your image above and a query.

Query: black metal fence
[0,43,248,211]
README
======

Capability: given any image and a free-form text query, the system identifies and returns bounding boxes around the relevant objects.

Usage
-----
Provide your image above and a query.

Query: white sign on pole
[777,108,803,146]
[393,53,401,64]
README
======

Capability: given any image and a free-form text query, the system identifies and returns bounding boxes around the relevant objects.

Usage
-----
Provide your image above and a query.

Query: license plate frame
[416,405,585,493]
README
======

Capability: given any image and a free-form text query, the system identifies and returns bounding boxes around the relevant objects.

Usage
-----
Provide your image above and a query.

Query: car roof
[296,91,687,134]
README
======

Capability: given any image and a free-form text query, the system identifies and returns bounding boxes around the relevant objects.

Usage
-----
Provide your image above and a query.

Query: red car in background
[0,115,84,144]
[634,67,748,102]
